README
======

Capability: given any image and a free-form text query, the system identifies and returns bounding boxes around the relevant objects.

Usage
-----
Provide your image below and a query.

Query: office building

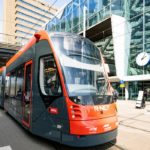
[3,0,57,44]
[45,0,150,100]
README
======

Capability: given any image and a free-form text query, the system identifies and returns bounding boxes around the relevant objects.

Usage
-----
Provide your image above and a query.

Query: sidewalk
[116,100,150,150]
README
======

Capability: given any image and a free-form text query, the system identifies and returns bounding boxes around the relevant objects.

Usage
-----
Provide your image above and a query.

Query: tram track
[119,123,150,133]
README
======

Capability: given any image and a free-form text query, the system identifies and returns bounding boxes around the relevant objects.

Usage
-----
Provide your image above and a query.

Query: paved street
[0,108,119,150]
[116,100,150,150]
[0,100,150,150]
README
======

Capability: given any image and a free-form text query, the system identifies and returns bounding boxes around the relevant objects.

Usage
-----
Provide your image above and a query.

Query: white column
[111,15,132,79]
[125,82,129,100]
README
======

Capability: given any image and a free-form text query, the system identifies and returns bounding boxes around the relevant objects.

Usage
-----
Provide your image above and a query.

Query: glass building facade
[45,0,150,100]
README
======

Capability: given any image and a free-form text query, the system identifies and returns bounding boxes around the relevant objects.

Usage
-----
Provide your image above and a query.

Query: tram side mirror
[113,90,119,102]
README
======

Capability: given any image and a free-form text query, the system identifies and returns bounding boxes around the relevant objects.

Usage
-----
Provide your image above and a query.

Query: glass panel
[130,0,143,19]
[89,14,98,27]
[96,36,116,76]
[73,5,79,27]
[65,3,72,32]
[40,55,62,96]
[88,0,99,17]
[103,5,111,19]
[129,81,150,101]
[25,64,31,96]
[5,76,10,98]
[80,0,86,5]
[73,0,79,4]
[130,15,143,46]
[145,0,150,11]
[55,19,60,32]
[72,25,79,33]
[23,63,32,124]
[10,74,16,97]
[80,2,88,32]
[50,33,113,105]
[51,35,106,97]
[66,13,72,32]
[128,44,144,75]
[102,0,110,6]
[145,12,150,44]
[111,0,124,16]
[98,10,103,21]
[16,67,24,100]
[61,17,65,32]
[129,81,139,100]
[128,14,143,75]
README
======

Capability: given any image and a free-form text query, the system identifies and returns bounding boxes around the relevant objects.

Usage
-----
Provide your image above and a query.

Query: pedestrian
[113,89,119,102]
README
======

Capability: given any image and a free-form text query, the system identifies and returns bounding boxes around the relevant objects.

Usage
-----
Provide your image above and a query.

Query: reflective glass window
[16,67,24,100]
[89,15,98,27]
[145,0,150,11]
[130,0,143,19]
[80,2,88,31]
[66,13,72,31]
[89,0,98,16]
[130,15,143,46]
[73,0,79,4]
[39,55,62,96]
[10,73,16,97]
[5,76,10,98]
[102,0,110,6]
[61,17,66,32]
[145,12,150,44]
[80,0,86,5]
[50,34,113,105]
[111,0,124,16]
[73,5,79,27]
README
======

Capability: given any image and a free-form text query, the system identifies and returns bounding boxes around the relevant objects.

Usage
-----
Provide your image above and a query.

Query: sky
[0,0,71,34]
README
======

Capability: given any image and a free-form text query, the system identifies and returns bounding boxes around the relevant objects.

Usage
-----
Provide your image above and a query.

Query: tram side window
[40,55,62,96]
[16,67,24,100]
[5,75,10,98]
[25,64,31,98]
[10,72,16,98]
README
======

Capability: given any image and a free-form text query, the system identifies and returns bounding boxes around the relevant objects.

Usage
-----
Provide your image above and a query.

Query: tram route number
[94,105,110,111]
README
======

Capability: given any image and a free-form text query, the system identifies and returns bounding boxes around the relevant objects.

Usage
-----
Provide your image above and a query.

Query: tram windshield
[51,33,112,105]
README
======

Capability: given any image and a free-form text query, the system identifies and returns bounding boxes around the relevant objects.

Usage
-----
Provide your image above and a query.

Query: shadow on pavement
[3,110,117,150]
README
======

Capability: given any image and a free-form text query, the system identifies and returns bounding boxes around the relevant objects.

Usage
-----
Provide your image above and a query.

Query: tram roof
[6,30,49,67]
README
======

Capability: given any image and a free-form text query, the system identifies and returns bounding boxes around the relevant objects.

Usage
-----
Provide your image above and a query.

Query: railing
[45,1,124,34]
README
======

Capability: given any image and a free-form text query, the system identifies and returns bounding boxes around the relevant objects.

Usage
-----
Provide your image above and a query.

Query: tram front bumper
[61,128,117,147]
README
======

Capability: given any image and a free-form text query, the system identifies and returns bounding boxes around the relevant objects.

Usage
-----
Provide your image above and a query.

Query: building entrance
[129,81,150,101]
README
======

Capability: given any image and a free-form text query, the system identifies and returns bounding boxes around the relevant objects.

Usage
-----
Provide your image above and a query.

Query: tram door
[22,61,32,128]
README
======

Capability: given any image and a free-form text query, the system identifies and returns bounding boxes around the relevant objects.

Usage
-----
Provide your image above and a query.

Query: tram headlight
[72,115,75,118]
